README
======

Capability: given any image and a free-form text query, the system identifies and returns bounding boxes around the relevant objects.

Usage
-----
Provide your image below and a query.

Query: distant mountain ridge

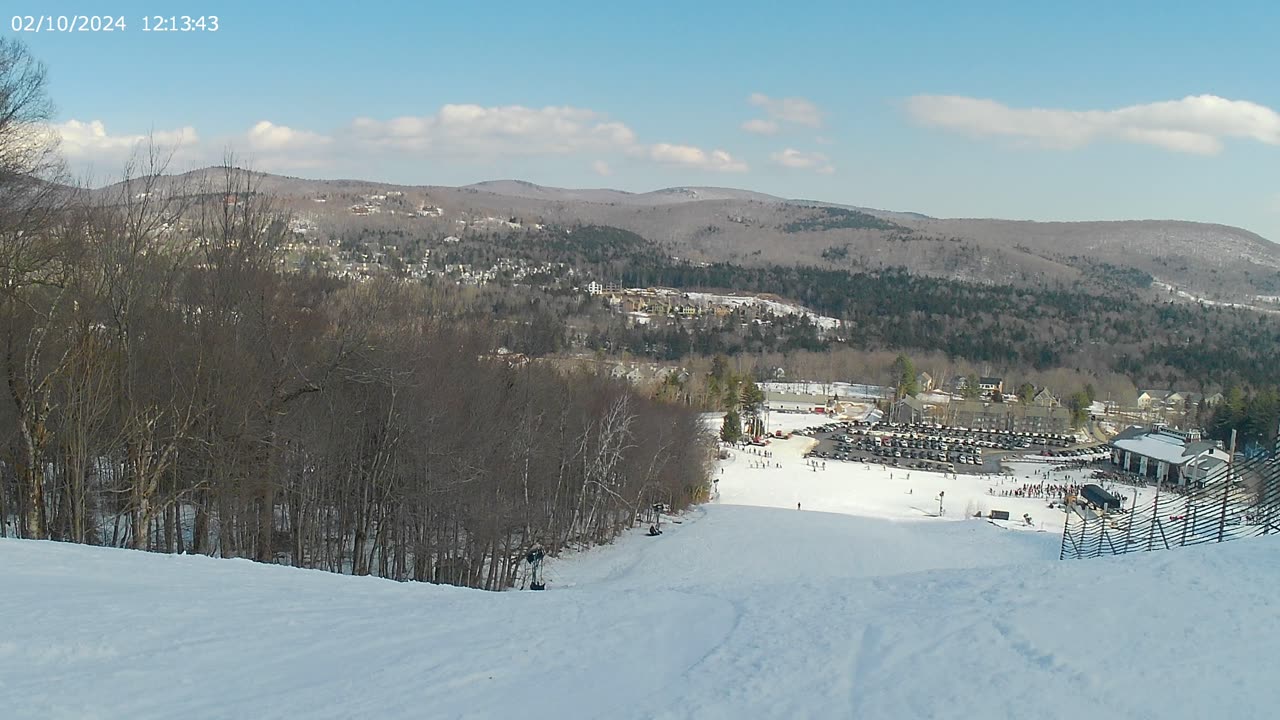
[88,168,1280,304]
[459,179,930,220]
[465,179,820,207]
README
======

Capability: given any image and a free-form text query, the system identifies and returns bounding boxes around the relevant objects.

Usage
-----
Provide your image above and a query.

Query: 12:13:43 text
[142,15,219,32]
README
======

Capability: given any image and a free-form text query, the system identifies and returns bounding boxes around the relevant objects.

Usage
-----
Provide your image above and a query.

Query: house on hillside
[1178,392,1206,409]
[1137,390,1172,408]
[1203,392,1225,407]
[916,372,935,392]
[1138,390,1204,411]
[978,377,1004,396]
[1033,387,1060,407]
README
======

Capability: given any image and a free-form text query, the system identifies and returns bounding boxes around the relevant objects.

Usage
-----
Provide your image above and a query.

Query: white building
[1110,425,1231,487]
[764,390,831,414]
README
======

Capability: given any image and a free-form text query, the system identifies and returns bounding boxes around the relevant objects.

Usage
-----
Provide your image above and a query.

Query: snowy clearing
[715,431,1154,535]
[2,433,1276,719]
[682,291,843,330]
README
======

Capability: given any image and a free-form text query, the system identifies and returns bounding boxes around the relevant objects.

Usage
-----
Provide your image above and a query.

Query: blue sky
[9,0,1280,239]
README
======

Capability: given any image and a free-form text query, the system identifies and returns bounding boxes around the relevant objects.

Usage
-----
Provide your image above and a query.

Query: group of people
[996,482,1081,499]
[745,446,781,470]
[1049,459,1095,472]
[988,479,1131,508]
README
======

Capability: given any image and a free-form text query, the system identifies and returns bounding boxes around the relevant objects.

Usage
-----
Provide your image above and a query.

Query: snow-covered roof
[765,391,829,405]
[1113,431,1228,466]
[898,396,926,411]
[760,381,889,400]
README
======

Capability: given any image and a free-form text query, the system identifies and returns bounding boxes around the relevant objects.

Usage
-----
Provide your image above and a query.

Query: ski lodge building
[764,390,832,414]
[1109,425,1231,487]
[947,400,1072,433]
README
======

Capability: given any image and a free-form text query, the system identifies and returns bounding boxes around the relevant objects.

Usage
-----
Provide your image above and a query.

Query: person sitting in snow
[648,524,661,536]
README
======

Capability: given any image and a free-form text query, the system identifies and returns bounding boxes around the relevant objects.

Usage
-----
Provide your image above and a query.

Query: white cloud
[903,94,1280,155]
[246,120,331,151]
[350,104,638,156]
[54,119,198,159]
[748,92,824,128]
[48,104,753,179]
[240,121,334,170]
[741,118,780,135]
[353,103,748,174]
[649,143,748,173]
[770,148,834,174]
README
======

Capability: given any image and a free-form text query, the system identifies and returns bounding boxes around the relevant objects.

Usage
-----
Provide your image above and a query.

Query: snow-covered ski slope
[4,434,1279,719]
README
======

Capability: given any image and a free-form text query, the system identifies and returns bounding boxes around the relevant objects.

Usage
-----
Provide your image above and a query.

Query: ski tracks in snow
[845,622,885,718]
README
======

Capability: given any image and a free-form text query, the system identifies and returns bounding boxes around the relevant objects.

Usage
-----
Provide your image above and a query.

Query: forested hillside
[0,36,712,587]
[0,163,712,589]
[94,169,1280,305]
[431,225,1280,390]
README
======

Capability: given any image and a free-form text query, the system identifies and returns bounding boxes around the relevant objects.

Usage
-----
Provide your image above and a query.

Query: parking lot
[791,419,1103,474]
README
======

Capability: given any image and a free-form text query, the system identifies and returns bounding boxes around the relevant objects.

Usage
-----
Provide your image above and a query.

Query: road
[1084,418,1111,443]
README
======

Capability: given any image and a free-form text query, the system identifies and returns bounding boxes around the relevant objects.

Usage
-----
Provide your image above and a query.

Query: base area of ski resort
[4,413,1278,720]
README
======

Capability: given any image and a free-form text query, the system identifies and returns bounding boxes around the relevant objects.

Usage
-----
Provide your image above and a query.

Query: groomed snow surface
[4,431,1279,719]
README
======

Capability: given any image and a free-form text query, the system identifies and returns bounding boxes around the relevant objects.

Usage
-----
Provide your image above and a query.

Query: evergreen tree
[891,354,919,398]
[1017,382,1036,404]
[720,408,743,443]
[723,373,743,413]
[709,354,730,383]
[739,378,765,436]
[1066,390,1091,428]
